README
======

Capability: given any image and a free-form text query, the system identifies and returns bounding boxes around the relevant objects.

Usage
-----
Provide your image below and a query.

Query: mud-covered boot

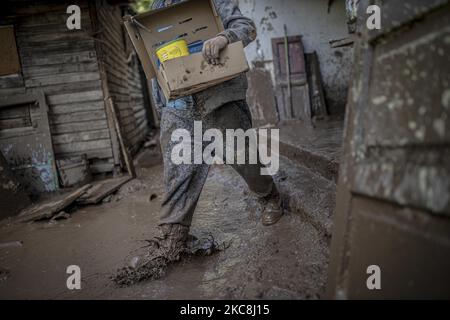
[261,186,284,226]
[150,223,190,262]
[112,223,189,287]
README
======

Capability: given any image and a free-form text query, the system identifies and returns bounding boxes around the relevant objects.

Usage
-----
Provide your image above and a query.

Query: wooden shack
[0,0,155,194]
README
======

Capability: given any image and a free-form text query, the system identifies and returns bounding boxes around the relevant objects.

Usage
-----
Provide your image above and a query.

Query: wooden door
[272,35,311,121]
[327,0,450,299]
[0,92,58,194]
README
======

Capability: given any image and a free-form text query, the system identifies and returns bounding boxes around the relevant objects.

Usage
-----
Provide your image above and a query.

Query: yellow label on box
[156,39,190,62]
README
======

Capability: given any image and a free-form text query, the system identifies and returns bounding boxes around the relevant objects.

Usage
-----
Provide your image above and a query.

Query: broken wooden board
[16,184,92,223]
[76,175,132,205]
[305,52,328,118]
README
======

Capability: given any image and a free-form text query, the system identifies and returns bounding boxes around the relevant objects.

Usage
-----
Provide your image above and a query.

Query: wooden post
[283,24,293,118]
[106,97,136,178]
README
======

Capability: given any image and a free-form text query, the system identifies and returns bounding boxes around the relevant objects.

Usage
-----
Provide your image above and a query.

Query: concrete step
[274,156,336,237]
[279,139,339,183]
[277,119,344,183]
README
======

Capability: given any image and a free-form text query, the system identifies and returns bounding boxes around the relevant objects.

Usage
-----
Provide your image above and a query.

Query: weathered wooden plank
[110,89,133,100]
[52,129,110,144]
[130,93,144,101]
[51,101,105,115]
[25,72,100,87]
[17,32,95,47]
[133,109,146,119]
[76,175,132,205]
[105,67,132,83]
[16,184,92,223]
[96,16,125,51]
[116,104,133,113]
[50,110,106,124]
[29,80,102,96]
[104,67,132,86]
[51,119,108,134]
[127,83,143,92]
[98,7,124,42]
[119,115,135,127]
[53,139,112,154]
[15,15,91,31]
[103,85,129,98]
[19,41,95,56]
[12,13,91,33]
[16,19,91,35]
[21,50,97,67]
[99,42,130,69]
[105,59,131,74]
[48,90,103,105]
[23,62,99,78]
[102,49,129,69]
[55,147,113,160]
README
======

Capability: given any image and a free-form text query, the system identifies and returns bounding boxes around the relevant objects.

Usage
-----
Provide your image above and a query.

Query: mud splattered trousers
[159,100,274,227]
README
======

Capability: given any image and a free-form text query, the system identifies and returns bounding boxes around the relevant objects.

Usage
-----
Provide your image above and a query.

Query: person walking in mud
[114,0,284,286]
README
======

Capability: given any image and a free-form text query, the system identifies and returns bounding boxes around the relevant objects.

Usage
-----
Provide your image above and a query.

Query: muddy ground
[0,151,329,299]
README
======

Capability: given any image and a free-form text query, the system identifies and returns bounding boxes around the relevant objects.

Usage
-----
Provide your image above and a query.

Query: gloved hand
[202,35,229,65]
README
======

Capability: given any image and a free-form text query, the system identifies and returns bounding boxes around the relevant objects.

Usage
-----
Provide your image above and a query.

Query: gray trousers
[159,100,274,227]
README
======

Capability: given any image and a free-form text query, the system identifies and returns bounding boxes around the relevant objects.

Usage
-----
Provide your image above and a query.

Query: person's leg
[159,107,210,227]
[113,106,211,286]
[208,100,284,226]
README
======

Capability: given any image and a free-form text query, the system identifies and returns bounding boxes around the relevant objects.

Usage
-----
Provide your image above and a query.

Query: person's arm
[203,0,256,64]
[215,0,257,47]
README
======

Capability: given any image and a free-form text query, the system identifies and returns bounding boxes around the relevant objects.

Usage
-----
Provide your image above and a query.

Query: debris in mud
[0,240,23,249]
[50,211,70,221]
[111,179,148,202]
[187,234,231,257]
[111,234,230,287]
[149,193,158,202]
[0,267,10,283]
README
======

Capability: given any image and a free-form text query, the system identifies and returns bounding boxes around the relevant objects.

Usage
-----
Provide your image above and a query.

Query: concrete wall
[327,1,450,299]
[240,0,354,116]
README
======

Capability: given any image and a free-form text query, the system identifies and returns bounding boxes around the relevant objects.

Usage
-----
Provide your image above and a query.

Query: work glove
[202,35,229,65]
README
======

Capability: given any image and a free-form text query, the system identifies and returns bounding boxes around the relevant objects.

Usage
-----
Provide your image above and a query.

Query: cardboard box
[124,0,249,101]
